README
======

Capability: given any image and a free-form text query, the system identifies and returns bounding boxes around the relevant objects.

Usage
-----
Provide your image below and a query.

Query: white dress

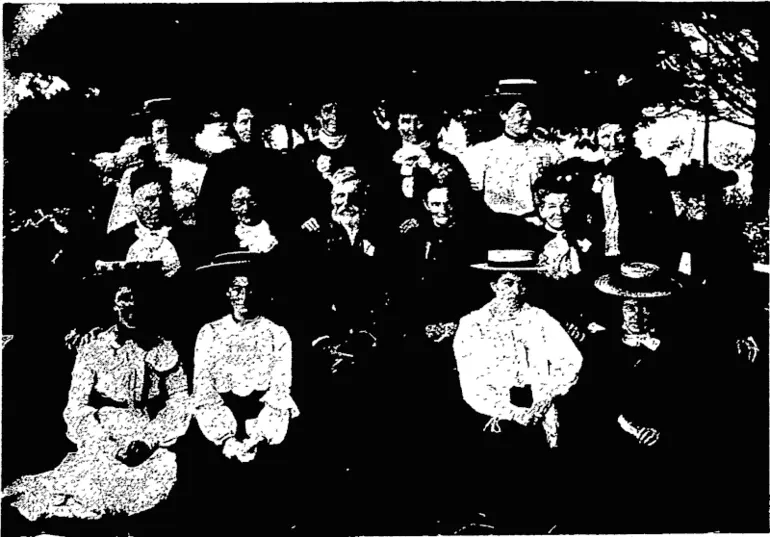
[453,302,583,447]
[2,326,191,521]
[192,315,300,447]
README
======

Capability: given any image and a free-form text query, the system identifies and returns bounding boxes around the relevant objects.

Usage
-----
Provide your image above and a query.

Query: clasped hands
[511,398,553,427]
[115,439,154,467]
[223,436,263,463]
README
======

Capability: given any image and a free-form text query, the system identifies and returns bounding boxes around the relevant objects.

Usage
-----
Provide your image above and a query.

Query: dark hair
[533,165,579,208]
[129,163,172,196]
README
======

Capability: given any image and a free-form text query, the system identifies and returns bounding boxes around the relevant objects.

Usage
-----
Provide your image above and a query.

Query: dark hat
[669,162,739,195]
[134,98,177,121]
[595,262,680,299]
[91,259,166,294]
[484,79,542,112]
[471,250,543,272]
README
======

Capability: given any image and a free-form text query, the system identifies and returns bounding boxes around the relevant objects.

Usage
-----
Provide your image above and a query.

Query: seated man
[452,253,583,531]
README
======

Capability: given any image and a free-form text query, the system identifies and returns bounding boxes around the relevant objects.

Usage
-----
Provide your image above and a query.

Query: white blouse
[453,303,583,446]
[234,220,278,254]
[192,315,299,447]
[465,135,562,216]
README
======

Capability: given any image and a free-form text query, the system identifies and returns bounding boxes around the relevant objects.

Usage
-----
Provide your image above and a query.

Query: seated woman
[100,163,197,278]
[189,252,300,531]
[529,163,604,341]
[452,251,583,532]
[2,263,191,523]
[205,184,282,257]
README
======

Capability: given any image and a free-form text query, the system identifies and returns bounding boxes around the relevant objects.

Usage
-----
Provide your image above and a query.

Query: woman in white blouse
[2,269,191,525]
[189,252,300,531]
[452,252,583,532]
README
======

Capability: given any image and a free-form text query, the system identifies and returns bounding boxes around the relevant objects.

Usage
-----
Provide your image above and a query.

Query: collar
[622,332,661,351]
[135,221,171,240]
[319,129,347,150]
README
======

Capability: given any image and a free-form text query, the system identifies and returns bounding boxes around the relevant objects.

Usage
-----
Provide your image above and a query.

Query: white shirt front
[234,220,278,254]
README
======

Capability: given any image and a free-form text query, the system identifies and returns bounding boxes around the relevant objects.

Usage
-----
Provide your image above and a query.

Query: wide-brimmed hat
[595,262,680,299]
[484,79,542,111]
[669,162,739,195]
[471,250,543,272]
[90,260,166,296]
[196,251,262,273]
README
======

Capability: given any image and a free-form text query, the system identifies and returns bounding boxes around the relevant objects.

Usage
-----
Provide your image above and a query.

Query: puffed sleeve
[453,314,518,421]
[250,327,300,445]
[142,340,192,448]
[525,309,583,400]
[63,343,110,449]
[192,324,238,446]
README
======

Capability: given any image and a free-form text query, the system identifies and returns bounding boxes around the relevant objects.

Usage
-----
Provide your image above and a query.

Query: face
[424,187,453,228]
[491,272,524,303]
[397,113,427,145]
[114,286,137,329]
[151,119,169,149]
[598,123,628,156]
[501,103,532,137]
[332,182,362,219]
[234,108,254,143]
[319,102,341,135]
[231,186,260,225]
[621,299,649,334]
[227,275,254,316]
[133,182,164,229]
[538,192,571,230]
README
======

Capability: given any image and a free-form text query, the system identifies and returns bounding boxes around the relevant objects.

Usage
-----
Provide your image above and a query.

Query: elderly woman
[2,264,191,525]
[452,251,583,532]
[189,252,300,532]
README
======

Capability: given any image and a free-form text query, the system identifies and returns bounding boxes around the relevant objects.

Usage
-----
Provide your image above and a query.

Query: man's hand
[737,336,759,364]
[116,440,153,467]
[564,322,586,343]
[511,407,536,427]
[399,218,419,234]
[426,322,458,343]
[529,399,553,424]
[222,438,244,460]
[636,427,661,447]
[301,218,320,232]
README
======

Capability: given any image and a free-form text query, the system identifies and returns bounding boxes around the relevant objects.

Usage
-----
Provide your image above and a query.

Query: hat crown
[620,262,658,279]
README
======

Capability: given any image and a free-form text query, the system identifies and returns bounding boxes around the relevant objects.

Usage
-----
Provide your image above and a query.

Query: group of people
[2,80,766,536]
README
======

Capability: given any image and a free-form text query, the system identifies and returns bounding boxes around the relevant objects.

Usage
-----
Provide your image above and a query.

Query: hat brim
[195,259,255,272]
[594,273,679,299]
[471,263,544,272]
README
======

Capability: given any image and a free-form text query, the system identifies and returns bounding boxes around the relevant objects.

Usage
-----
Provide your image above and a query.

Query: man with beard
[464,82,563,239]
[589,121,678,269]
[297,167,387,535]
[294,97,384,235]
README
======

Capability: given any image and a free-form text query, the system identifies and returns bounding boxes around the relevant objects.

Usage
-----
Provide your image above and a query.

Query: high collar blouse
[193,315,299,447]
[453,302,583,445]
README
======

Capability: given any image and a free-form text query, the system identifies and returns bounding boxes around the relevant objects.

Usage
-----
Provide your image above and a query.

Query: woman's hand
[399,218,419,234]
[116,440,154,467]
[737,336,759,364]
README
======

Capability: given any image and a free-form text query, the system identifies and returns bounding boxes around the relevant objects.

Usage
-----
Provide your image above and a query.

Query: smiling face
[501,102,532,138]
[424,187,453,228]
[598,123,629,158]
[538,192,572,231]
